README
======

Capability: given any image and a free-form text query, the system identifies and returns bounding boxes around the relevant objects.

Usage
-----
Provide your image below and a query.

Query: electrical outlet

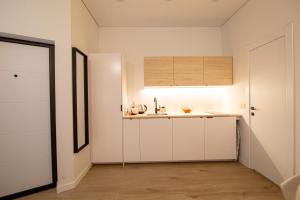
[240,103,246,109]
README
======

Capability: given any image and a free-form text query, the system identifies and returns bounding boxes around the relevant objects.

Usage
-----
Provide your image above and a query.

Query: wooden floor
[20,162,283,200]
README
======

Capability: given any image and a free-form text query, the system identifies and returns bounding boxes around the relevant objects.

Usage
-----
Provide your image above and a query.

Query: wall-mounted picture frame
[72,47,89,153]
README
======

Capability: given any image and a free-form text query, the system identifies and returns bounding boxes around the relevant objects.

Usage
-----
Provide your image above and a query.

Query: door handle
[250,106,256,111]
[251,112,255,116]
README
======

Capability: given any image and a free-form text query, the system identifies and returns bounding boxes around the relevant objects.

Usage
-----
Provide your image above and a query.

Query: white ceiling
[82,0,248,27]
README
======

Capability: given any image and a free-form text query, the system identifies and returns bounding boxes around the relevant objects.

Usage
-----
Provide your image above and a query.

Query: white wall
[0,0,74,190]
[71,0,99,184]
[72,0,99,54]
[222,0,300,172]
[99,27,230,113]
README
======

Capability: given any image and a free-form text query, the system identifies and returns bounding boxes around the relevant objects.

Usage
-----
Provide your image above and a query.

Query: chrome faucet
[154,97,159,114]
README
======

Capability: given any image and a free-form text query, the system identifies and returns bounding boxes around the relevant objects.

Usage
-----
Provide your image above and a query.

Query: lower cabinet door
[205,117,237,160]
[140,118,172,161]
[123,119,140,162]
[173,118,205,161]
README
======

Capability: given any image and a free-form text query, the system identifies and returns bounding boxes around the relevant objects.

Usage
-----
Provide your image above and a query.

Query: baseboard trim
[239,158,250,168]
[56,163,92,193]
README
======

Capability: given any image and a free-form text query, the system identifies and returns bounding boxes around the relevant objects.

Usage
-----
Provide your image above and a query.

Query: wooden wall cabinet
[144,57,174,86]
[204,56,233,85]
[173,56,204,86]
[144,56,233,86]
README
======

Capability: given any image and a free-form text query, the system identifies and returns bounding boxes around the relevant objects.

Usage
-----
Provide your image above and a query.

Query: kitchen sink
[146,113,168,116]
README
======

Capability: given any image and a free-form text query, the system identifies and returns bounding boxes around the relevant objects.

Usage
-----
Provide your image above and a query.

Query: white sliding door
[250,34,294,185]
[0,38,56,198]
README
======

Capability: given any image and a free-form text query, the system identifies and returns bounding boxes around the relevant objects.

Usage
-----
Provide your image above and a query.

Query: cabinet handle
[206,116,214,118]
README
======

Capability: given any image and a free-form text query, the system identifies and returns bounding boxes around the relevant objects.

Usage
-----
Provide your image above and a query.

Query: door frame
[247,23,295,175]
[0,36,57,199]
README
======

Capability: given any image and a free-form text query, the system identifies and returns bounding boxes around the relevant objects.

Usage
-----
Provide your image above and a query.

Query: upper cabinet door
[144,57,174,86]
[204,56,233,85]
[173,56,204,86]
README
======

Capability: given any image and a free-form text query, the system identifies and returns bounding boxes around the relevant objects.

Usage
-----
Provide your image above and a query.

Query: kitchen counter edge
[123,113,242,119]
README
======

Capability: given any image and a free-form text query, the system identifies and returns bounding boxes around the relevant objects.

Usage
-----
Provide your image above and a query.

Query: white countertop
[123,112,241,119]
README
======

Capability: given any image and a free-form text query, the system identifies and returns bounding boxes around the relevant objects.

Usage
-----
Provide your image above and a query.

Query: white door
[205,117,236,160]
[0,40,55,197]
[140,118,172,162]
[250,36,294,185]
[123,119,140,162]
[173,118,204,161]
[90,54,123,163]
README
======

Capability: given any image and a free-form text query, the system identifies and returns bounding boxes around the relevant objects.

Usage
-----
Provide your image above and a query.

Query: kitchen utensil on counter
[131,107,139,115]
[138,104,147,114]
[126,102,139,115]
[181,106,193,113]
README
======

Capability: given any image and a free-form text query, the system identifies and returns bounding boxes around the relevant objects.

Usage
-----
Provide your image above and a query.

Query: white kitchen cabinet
[173,118,205,161]
[90,54,123,163]
[140,118,172,161]
[123,119,140,162]
[205,117,236,160]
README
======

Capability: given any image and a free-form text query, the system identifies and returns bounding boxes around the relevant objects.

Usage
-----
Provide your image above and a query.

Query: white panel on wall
[0,42,49,73]
[0,41,53,197]
[0,71,50,102]
[0,134,52,195]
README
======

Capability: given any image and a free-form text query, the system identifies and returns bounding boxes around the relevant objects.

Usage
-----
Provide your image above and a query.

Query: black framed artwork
[72,47,89,153]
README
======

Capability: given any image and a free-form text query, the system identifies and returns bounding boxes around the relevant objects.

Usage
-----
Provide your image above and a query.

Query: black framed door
[0,36,57,199]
